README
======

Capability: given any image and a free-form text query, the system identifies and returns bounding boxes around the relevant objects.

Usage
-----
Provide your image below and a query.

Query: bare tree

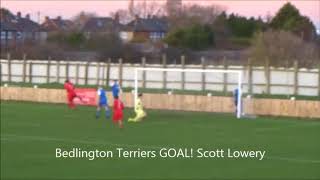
[250,30,319,67]
[110,9,131,24]
[111,1,166,23]
[130,1,166,18]
[167,4,225,29]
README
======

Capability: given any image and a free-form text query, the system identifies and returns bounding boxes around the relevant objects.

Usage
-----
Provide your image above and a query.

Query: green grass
[1,101,320,180]
[1,81,319,101]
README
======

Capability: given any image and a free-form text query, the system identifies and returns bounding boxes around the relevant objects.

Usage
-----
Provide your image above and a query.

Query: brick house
[81,15,124,39]
[14,12,44,44]
[41,16,74,32]
[0,20,17,51]
[120,16,169,42]
[40,16,74,41]
[0,9,43,50]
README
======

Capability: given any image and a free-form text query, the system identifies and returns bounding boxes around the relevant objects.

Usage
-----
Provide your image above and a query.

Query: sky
[2,0,320,29]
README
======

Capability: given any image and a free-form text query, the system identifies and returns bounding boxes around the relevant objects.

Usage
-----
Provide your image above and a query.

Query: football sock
[96,110,100,119]
[105,109,110,118]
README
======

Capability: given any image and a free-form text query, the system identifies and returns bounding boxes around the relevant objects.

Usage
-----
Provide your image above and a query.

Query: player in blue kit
[111,80,121,99]
[96,87,110,119]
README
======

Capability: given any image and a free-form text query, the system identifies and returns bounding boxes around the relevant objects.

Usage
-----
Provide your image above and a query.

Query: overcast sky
[3,0,320,29]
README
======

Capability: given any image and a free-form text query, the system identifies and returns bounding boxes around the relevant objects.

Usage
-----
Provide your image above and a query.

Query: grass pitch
[1,101,320,180]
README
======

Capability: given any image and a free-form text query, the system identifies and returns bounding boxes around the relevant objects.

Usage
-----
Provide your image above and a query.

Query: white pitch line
[1,134,320,164]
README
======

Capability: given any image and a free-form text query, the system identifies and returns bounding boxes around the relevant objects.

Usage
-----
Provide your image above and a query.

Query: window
[97,20,103,27]
[7,32,13,39]
[149,32,155,40]
[85,32,91,39]
[17,32,22,39]
[152,32,161,40]
[120,32,128,40]
[1,31,6,40]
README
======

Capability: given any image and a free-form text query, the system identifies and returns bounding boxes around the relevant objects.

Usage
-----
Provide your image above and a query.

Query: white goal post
[134,68,243,118]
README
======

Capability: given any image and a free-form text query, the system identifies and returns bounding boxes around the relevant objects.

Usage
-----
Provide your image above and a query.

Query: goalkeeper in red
[128,93,146,122]
[64,79,82,109]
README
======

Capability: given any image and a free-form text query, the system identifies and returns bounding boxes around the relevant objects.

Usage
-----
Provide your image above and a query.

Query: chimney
[147,14,151,19]
[134,14,139,21]
[25,14,30,19]
[57,16,61,21]
[17,12,21,18]
[0,10,3,20]
[114,12,120,23]
[45,16,49,21]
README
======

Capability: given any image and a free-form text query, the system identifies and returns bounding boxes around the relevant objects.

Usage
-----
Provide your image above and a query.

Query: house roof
[126,17,169,32]
[14,17,41,32]
[41,17,73,31]
[0,8,16,21]
[82,17,124,32]
[0,21,17,31]
[0,9,41,32]
[51,19,73,30]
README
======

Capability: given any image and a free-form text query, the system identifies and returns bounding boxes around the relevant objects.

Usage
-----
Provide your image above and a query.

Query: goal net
[133,67,244,118]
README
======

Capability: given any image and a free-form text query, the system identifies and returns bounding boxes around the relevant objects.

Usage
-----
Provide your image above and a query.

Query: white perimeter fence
[0,58,319,96]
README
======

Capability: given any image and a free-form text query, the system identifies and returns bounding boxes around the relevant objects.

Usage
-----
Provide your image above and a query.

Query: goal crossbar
[134,68,243,118]
[135,67,242,74]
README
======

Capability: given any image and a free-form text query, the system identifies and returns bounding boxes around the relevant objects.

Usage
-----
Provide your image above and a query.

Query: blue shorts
[99,100,107,106]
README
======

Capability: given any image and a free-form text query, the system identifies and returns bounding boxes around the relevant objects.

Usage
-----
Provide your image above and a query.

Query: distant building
[81,15,124,39]
[14,12,44,43]
[1,9,17,50]
[0,21,17,50]
[41,16,74,32]
[121,15,169,43]
[0,8,16,21]
[0,9,44,50]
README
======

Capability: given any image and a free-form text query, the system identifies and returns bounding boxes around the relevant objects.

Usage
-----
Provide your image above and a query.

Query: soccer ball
[33,85,38,89]
[290,97,295,100]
